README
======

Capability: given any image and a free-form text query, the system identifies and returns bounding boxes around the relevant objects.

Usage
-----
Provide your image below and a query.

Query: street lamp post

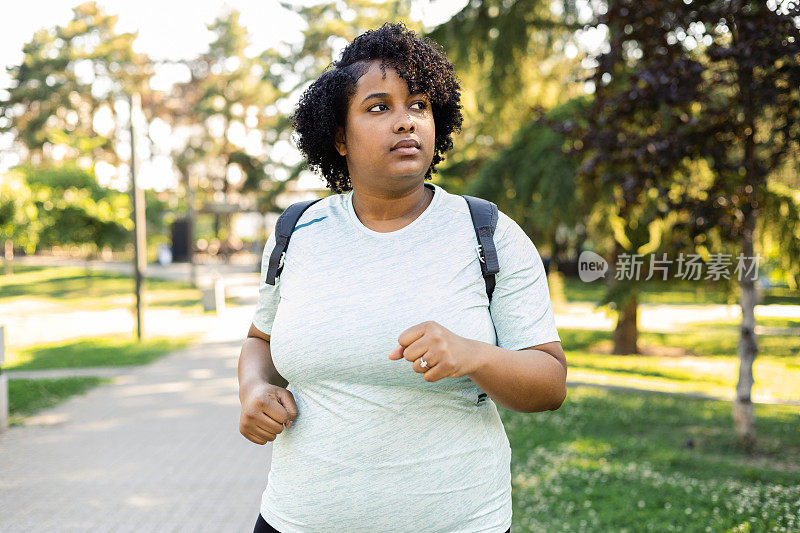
[128,92,147,340]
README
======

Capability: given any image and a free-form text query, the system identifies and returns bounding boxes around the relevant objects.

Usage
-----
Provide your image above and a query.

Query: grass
[560,326,800,360]
[560,327,800,359]
[0,265,207,310]
[562,276,800,306]
[558,328,800,402]
[7,377,112,426]
[4,335,192,426]
[691,317,800,330]
[4,335,194,370]
[502,386,800,532]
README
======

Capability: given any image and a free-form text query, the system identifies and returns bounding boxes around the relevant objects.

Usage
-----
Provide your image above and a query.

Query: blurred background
[0,1,798,531]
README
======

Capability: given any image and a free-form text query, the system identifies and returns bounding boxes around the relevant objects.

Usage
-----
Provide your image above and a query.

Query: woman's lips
[392,146,421,155]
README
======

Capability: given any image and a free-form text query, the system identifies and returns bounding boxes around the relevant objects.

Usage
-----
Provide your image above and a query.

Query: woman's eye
[369,102,427,112]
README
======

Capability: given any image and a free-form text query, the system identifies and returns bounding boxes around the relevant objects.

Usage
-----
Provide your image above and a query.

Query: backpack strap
[265,198,324,285]
[462,195,500,303]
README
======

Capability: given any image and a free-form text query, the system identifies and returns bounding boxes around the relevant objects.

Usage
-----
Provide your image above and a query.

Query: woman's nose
[395,112,415,132]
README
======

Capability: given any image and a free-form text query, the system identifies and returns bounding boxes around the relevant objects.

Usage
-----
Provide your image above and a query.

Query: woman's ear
[334,126,347,157]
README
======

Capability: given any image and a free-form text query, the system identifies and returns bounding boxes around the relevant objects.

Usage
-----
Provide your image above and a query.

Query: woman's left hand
[388,321,480,382]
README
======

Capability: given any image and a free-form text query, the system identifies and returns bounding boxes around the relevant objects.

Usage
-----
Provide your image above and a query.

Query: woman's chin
[386,159,430,176]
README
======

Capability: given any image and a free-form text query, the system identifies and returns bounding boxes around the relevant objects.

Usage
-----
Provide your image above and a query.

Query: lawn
[4,335,194,425]
[559,328,800,403]
[562,276,800,306]
[0,265,241,310]
[4,335,194,370]
[7,377,112,426]
[502,386,800,532]
[0,265,211,426]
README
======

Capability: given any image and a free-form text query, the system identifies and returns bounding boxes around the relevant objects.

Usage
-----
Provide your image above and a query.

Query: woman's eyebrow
[361,92,391,105]
[360,92,426,105]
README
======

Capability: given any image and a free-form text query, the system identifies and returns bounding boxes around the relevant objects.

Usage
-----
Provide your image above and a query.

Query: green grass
[563,277,735,304]
[691,317,800,330]
[558,328,800,402]
[502,386,800,532]
[7,377,112,426]
[0,265,204,309]
[560,327,800,359]
[4,335,193,370]
[562,276,800,306]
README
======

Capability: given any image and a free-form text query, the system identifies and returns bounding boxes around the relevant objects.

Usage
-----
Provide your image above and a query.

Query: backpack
[264,193,500,302]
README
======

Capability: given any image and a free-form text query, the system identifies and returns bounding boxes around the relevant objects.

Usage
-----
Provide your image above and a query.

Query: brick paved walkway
[0,307,270,532]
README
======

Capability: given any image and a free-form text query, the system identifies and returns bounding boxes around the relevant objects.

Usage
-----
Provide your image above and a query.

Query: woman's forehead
[353,60,424,96]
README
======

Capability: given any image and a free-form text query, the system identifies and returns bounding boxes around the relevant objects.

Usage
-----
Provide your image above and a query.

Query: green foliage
[464,97,591,248]
[0,170,40,252]
[0,1,150,164]
[563,276,740,305]
[18,162,132,251]
[760,183,800,289]
[427,0,586,165]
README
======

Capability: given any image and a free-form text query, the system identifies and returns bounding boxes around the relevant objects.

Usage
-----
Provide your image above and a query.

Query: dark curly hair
[289,22,464,194]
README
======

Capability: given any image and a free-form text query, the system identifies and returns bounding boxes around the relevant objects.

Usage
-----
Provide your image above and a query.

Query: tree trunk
[734,216,758,447]
[3,240,12,276]
[548,233,566,308]
[609,240,640,355]
[613,296,639,354]
[733,24,759,447]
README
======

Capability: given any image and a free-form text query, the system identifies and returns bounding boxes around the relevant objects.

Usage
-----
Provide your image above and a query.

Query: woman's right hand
[239,382,299,445]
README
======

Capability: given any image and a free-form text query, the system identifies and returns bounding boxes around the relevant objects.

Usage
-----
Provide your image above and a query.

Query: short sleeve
[252,230,280,336]
[489,215,561,350]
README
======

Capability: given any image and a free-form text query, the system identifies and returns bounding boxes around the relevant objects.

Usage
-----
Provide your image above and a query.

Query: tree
[463,97,591,271]
[0,171,39,274]
[0,1,151,169]
[538,0,721,354]
[20,163,133,254]
[425,0,588,193]
[545,0,800,443]
[165,8,306,256]
[665,0,800,445]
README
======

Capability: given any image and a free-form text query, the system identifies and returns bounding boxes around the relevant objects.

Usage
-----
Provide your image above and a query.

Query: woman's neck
[351,183,433,231]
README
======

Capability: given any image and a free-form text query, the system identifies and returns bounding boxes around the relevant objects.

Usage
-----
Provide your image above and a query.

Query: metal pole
[129,92,147,340]
[187,171,196,287]
[0,325,8,431]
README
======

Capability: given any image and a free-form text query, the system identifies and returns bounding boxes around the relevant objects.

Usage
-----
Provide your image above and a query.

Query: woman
[238,22,567,533]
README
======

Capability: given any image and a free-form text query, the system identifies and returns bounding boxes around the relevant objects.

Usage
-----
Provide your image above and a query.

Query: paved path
[0,307,270,532]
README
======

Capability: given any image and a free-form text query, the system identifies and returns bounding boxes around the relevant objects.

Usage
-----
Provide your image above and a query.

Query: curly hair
[289,22,464,194]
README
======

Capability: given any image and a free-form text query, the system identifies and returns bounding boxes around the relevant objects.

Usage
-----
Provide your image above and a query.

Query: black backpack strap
[462,195,500,303]
[265,198,324,285]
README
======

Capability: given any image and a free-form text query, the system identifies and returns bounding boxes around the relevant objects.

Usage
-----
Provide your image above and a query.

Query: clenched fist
[239,382,299,445]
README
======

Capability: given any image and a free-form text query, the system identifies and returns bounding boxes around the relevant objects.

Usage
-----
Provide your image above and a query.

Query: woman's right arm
[238,323,298,444]
[239,323,287,393]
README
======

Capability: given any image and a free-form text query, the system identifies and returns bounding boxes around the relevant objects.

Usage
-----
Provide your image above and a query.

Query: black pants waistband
[254,513,511,533]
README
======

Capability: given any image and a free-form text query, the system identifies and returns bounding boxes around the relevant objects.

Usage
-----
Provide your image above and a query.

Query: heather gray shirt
[252,182,560,532]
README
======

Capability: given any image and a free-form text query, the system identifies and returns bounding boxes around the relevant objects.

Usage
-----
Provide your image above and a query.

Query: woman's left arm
[465,339,567,413]
[389,321,567,413]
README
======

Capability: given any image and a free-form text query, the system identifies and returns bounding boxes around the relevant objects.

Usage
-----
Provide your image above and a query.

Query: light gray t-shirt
[252,182,560,533]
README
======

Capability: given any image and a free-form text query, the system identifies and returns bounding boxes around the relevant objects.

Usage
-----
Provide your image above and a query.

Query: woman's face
[334,59,435,192]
